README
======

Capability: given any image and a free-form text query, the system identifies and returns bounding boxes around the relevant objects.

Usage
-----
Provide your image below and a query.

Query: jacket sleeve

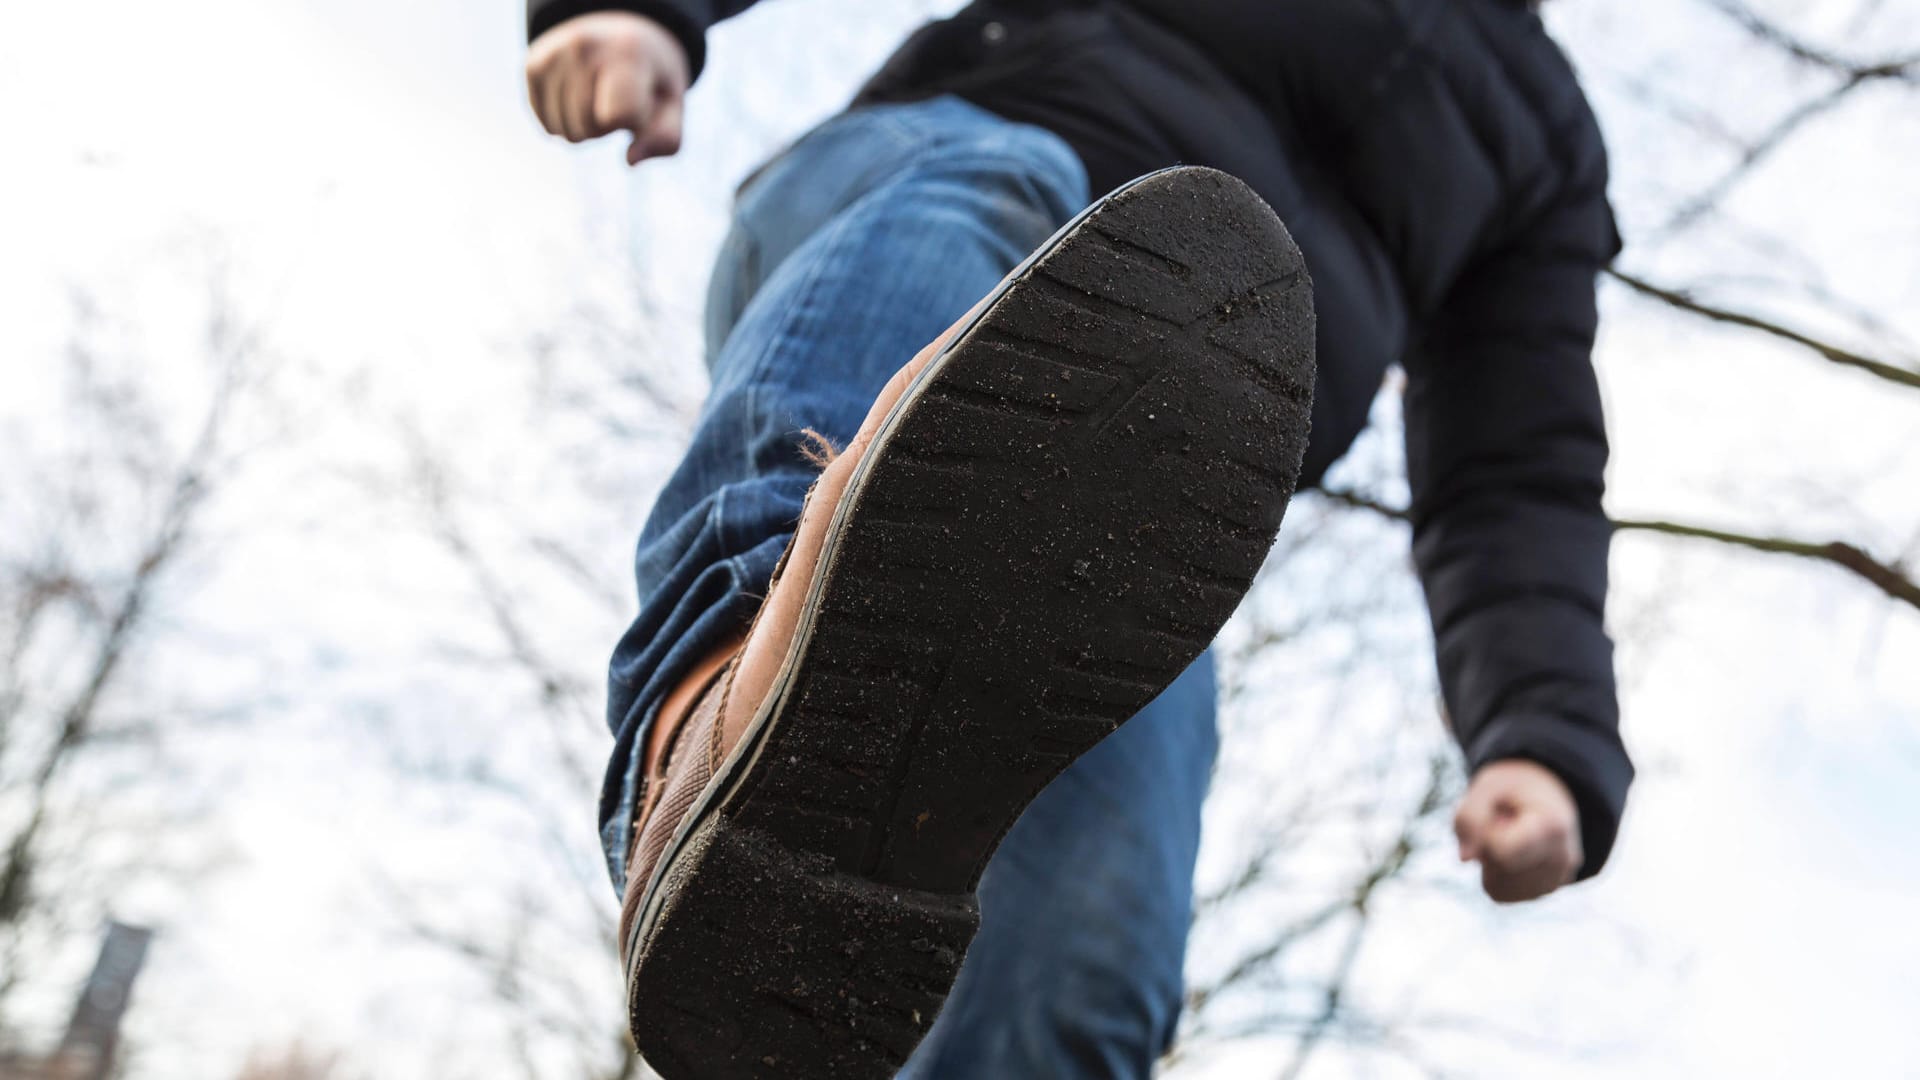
[1401,184,1632,879]
[527,0,766,79]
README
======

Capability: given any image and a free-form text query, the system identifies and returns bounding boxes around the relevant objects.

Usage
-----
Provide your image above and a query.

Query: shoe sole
[627,166,1315,1078]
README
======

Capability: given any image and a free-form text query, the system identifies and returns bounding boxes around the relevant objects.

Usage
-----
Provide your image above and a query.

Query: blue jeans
[609,96,1220,1077]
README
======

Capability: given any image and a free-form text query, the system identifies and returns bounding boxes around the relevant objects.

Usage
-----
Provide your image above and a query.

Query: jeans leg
[897,654,1219,1080]
[609,96,1212,1080]
[600,97,1089,883]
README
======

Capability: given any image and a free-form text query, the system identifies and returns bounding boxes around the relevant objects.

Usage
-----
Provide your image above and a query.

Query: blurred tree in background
[0,271,268,1058]
[0,0,1913,1077]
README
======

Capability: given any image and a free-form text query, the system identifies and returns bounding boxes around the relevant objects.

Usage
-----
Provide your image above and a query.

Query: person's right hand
[526,12,691,165]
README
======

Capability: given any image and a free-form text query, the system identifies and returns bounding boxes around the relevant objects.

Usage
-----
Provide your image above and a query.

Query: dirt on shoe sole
[627,165,1316,1079]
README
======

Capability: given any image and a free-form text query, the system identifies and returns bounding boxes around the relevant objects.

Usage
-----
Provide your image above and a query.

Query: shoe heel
[630,815,979,1079]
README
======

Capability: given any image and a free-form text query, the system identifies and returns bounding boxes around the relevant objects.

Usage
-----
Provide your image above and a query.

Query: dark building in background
[0,922,152,1080]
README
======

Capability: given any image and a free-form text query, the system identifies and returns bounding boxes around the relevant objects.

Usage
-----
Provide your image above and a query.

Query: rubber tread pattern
[628,167,1316,1079]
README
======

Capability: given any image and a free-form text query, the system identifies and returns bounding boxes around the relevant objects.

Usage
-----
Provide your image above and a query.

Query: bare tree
[0,272,268,1056]
[346,280,693,1080]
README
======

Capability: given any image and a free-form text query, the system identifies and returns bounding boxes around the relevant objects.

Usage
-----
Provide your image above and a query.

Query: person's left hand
[1454,759,1582,903]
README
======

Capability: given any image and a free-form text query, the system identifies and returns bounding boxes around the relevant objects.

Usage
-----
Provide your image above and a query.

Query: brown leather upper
[617,422,841,964]
[619,659,736,963]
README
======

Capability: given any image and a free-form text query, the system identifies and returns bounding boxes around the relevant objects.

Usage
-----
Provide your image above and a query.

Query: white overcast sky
[3,0,1919,1077]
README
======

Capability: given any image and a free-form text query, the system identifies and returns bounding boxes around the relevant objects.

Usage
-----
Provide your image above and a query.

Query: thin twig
[1700,0,1919,82]
[1659,73,1868,234]
[1605,270,1920,392]
[1317,491,1920,614]
[1613,517,1920,611]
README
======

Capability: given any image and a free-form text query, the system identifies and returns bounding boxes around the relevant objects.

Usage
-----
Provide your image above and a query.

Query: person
[522,1,1634,1077]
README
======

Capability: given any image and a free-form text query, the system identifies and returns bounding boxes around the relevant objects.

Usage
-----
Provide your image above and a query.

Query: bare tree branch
[1318,490,1920,614]
[1649,0,1918,235]
[1612,517,1920,611]
[1607,268,1920,390]
[1174,756,1453,1071]
[1614,74,1747,152]
[384,427,647,1080]
[1700,0,1919,82]
[1278,914,1372,1080]
[1316,489,1412,524]
[1658,73,1871,234]
[0,300,247,997]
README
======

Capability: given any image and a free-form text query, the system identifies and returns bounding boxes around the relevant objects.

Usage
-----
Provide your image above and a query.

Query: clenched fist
[527,12,691,165]
[1454,759,1583,903]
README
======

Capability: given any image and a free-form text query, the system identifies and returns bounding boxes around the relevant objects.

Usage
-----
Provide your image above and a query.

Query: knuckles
[1539,818,1575,854]
[571,33,606,66]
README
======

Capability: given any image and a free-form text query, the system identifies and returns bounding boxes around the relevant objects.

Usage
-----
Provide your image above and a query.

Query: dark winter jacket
[528,0,1634,876]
